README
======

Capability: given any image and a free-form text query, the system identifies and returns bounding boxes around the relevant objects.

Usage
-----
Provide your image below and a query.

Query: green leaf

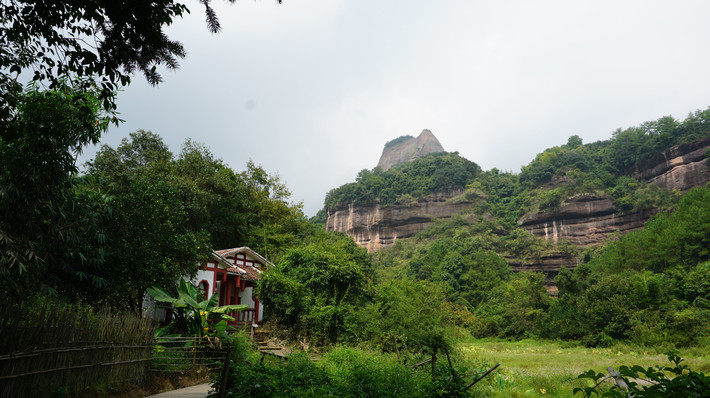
[212,304,248,314]
[147,286,184,306]
[215,320,228,333]
[178,289,200,309]
[202,291,220,311]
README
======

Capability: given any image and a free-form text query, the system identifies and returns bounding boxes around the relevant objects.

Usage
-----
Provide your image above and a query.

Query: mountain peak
[376,130,445,171]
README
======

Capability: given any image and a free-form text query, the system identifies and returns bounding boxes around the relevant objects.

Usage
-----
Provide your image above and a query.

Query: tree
[0,81,115,303]
[367,278,453,358]
[102,172,212,311]
[1,1,289,307]
[474,271,550,338]
[565,134,583,148]
[87,130,173,193]
[0,0,282,113]
[84,132,310,309]
[259,232,374,344]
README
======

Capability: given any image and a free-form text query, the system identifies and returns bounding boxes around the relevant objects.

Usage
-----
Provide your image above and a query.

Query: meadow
[460,339,710,397]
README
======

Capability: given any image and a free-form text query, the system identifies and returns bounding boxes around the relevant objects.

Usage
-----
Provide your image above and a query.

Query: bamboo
[0,303,155,397]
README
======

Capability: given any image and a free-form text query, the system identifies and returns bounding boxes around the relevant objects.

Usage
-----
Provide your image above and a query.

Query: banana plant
[148,279,247,337]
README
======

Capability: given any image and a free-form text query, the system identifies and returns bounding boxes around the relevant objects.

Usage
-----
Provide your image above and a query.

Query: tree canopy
[324,152,481,209]
[0,81,114,302]
[0,0,281,113]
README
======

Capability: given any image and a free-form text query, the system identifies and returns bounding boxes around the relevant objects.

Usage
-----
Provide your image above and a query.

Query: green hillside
[315,108,710,347]
[323,108,710,225]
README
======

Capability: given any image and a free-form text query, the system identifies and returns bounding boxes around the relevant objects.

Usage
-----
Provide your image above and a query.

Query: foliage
[538,186,710,347]
[148,279,246,337]
[259,231,374,345]
[360,278,454,357]
[407,233,511,308]
[519,111,710,191]
[82,132,307,310]
[217,346,474,398]
[0,0,266,113]
[0,81,116,304]
[324,152,481,208]
[384,135,414,148]
[473,272,550,338]
[588,186,710,273]
[574,352,710,397]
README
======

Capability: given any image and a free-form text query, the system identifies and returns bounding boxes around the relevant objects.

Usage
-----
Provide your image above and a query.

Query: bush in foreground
[574,352,710,397]
[215,346,477,398]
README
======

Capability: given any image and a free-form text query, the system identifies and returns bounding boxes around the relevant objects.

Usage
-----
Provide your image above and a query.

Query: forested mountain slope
[320,109,710,283]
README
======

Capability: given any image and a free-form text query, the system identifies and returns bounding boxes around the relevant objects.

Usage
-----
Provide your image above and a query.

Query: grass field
[459,339,710,397]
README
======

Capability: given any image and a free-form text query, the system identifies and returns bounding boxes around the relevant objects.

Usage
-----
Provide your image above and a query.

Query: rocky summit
[376,129,445,171]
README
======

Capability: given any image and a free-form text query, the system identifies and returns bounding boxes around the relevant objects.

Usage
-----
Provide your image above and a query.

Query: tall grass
[459,338,710,397]
[220,346,478,397]
[0,299,155,397]
[216,337,710,397]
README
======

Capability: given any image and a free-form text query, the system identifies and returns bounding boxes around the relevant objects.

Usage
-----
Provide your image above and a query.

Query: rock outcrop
[508,253,579,295]
[518,139,710,248]
[517,194,656,247]
[376,129,445,171]
[635,138,710,191]
[513,140,709,281]
[325,190,469,252]
[327,138,708,258]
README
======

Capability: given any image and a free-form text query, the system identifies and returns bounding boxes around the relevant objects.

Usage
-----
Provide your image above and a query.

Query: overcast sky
[81,0,710,216]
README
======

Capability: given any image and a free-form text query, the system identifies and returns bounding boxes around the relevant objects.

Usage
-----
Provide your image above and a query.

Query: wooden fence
[0,304,155,398]
[152,336,228,373]
[152,336,232,398]
[0,304,237,398]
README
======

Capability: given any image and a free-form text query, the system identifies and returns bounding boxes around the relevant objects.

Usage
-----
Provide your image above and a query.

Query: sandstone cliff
[517,194,656,247]
[508,253,578,295]
[518,139,710,247]
[327,138,708,256]
[635,138,710,191]
[376,130,445,171]
[325,190,470,252]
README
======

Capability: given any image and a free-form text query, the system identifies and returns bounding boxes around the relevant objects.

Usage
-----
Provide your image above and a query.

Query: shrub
[574,352,710,397]
[218,347,474,398]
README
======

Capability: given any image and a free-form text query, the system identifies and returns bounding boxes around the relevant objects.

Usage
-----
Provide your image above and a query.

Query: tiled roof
[212,247,274,267]
[211,246,270,282]
[241,265,262,281]
[223,264,261,281]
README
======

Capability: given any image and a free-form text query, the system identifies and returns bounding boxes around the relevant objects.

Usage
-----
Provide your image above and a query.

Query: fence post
[218,343,231,398]
[607,367,630,394]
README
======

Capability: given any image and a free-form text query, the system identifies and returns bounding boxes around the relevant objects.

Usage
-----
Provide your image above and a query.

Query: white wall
[239,286,255,308]
[192,269,215,299]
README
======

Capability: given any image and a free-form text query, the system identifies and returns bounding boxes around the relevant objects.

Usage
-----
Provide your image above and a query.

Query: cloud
[82,0,710,216]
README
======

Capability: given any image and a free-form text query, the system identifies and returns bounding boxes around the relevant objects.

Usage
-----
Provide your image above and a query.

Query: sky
[81,0,710,217]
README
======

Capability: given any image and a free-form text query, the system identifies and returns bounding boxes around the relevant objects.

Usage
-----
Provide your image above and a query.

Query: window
[198,280,209,294]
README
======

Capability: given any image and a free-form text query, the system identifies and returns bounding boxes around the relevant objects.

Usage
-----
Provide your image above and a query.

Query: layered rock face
[508,253,578,295]
[635,138,710,191]
[519,139,710,247]
[327,138,708,256]
[325,190,470,252]
[518,195,655,247]
[377,129,445,171]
